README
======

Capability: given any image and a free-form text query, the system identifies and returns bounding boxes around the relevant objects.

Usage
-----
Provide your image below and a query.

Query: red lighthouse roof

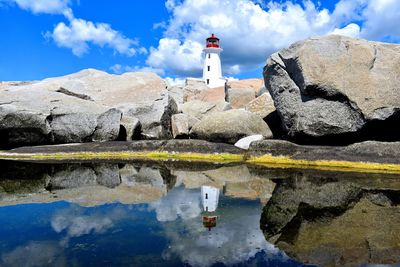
[207,33,219,41]
[206,33,220,48]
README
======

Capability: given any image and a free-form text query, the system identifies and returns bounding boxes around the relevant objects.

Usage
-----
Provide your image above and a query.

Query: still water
[0,160,399,267]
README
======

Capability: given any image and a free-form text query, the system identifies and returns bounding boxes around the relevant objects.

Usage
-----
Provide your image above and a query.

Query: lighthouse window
[207,66,210,71]
[208,53,210,59]
[205,193,208,199]
[206,79,210,85]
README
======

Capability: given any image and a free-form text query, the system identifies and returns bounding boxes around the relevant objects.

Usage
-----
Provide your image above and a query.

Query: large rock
[225,79,264,109]
[245,92,276,119]
[182,79,225,104]
[0,69,174,146]
[119,115,141,141]
[171,113,189,138]
[264,35,400,141]
[50,69,176,139]
[181,99,230,120]
[190,109,273,144]
[0,82,121,146]
[171,113,199,139]
[120,91,178,139]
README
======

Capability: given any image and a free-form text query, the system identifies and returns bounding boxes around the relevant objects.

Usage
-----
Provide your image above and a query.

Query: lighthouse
[202,34,226,88]
[201,185,220,231]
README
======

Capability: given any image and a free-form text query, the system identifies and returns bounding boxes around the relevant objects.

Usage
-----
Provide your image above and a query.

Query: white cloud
[360,0,400,41]
[164,77,186,86]
[5,0,70,14]
[49,18,144,57]
[331,23,361,38]
[146,0,342,77]
[146,0,400,78]
[147,38,204,77]
[3,0,144,57]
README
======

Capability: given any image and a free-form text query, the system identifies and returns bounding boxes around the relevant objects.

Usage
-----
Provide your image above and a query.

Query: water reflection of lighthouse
[201,186,220,231]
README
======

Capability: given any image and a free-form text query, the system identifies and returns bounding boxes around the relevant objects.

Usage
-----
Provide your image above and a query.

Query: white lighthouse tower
[202,34,226,88]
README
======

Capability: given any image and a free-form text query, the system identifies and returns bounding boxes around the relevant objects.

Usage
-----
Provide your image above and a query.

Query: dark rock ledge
[1,139,400,168]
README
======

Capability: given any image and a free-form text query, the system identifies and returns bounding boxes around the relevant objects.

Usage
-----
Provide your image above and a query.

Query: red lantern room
[206,33,220,48]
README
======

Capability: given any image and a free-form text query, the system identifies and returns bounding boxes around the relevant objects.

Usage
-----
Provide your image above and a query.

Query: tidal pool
[0,160,399,267]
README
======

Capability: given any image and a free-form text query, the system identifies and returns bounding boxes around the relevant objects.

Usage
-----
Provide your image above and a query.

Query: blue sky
[0,0,399,82]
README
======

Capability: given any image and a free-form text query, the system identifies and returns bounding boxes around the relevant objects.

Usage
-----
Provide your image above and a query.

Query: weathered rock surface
[0,82,121,147]
[225,79,264,109]
[181,99,230,120]
[245,92,276,119]
[171,113,199,139]
[261,174,400,266]
[249,139,400,164]
[183,79,225,104]
[264,35,400,141]
[119,116,141,141]
[5,139,244,156]
[190,109,273,144]
[120,91,178,139]
[171,113,189,138]
[0,69,175,147]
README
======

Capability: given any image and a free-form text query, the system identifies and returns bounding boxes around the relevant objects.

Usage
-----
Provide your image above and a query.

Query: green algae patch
[1,150,400,174]
[247,154,400,174]
[0,151,243,163]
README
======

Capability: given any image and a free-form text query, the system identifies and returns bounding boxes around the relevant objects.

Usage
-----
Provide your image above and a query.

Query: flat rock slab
[249,140,400,164]
[1,139,400,169]
[4,139,244,155]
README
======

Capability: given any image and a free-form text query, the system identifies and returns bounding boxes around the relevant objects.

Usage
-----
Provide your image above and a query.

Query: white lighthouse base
[206,78,226,88]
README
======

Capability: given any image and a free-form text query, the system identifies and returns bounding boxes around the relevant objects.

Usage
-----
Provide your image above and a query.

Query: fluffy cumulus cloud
[147,38,204,76]
[146,0,400,77]
[3,0,143,57]
[360,0,400,41]
[332,23,361,38]
[49,18,144,57]
[3,0,70,14]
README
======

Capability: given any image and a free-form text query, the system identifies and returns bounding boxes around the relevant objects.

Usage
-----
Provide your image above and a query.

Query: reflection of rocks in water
[261,174,400,267]
[1,161,276,207]
[0,162,177,206]
[173,165,276,204]
[0,161,51,196]
[48,164,120,189]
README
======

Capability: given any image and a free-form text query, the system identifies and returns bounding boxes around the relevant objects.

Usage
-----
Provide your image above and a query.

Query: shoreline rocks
[260,174,400,266]
[190,109,273,144]
[2,139,400,166]
[0,69,178,147]
[264,35,400,143]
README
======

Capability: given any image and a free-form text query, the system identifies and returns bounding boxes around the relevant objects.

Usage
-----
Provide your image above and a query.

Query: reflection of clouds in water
[52,214,112,237]
[149,186,202,222]
[51,205,127,238]
[152,187,282,267]
[1,241,66,267]
[163,213,278,267]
